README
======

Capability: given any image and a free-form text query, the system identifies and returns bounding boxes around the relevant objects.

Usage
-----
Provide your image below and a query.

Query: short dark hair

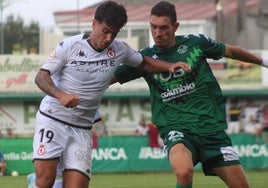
[151,1,177,24]
[94,1,128,30]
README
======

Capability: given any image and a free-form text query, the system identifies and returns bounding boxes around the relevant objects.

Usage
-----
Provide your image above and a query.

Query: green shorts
[162,129,240,176]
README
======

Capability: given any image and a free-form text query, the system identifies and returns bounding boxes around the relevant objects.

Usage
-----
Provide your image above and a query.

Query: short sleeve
[41,40,69,75]
[121,42,143,67]
[114,64,143,84]
[196,34,226,60]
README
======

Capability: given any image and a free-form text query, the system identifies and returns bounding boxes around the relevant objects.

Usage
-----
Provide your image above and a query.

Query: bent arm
[35,69,65,99]
[35,69,79,108]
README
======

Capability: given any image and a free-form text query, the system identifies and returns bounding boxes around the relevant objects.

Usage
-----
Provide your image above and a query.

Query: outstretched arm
[111,56,192,85]
[135,56,191,73]
[224,45,267,67]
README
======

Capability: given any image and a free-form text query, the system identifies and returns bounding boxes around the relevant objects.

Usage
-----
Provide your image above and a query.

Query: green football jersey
[115,34,227,135]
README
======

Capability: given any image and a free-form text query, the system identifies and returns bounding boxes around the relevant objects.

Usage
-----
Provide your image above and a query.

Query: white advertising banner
[0,55,47,93]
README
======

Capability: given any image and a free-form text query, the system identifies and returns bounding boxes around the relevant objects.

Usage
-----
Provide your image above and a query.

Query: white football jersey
[39,34,143,128]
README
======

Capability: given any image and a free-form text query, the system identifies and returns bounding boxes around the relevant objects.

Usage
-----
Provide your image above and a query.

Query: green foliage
[3,15,40,54]
[1,170,268,188]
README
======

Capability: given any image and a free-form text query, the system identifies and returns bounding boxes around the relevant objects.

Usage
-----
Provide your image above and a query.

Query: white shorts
[33,111,93,178]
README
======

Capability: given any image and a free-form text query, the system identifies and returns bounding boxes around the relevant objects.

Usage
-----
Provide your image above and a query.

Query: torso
[39,34,142,128]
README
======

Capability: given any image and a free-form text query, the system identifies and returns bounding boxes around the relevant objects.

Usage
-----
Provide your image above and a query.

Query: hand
[169,62,191,73]
[59,93,80,108]
[262,57,268,68]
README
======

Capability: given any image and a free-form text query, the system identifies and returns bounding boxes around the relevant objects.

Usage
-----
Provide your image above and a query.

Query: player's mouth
[154,37,163,43]
[155,39,163,44]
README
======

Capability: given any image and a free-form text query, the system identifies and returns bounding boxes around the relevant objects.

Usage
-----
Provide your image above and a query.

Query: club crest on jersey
[177,45,188,54]
[107,47,115,58]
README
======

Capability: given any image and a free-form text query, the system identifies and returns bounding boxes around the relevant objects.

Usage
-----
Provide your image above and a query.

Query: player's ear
[92,19,97,30]
[174,22,179,32]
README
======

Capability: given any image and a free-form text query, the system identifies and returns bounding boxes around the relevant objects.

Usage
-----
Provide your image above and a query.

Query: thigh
[201,131,240,175]
[33,112,67,160]
[213,165,249,188]
[33,112,67,186]
[62,127,92,178]
[169,143,193,171]
[34,159,58,187]
[163,130,195,170]
[63,170,90,188]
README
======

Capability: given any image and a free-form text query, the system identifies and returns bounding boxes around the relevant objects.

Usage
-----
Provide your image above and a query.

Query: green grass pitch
[1,170,267,188]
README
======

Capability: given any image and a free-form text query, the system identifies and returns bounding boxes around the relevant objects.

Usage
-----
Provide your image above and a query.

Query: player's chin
[154,39,162,44]
[154,40,165,47]
[155,43,166,49]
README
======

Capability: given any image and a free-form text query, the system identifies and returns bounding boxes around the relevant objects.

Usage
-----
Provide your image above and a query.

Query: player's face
[150,15,179,50]
[90,20,119,50]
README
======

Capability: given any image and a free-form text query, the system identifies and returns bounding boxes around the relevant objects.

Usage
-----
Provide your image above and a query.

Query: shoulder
[62,34,85,43]
[181,34,224,48]
[139,46,154,56]
[180,33,211,42]
[57,34,87,49]
[112,39,143,63]
[112,39,132,49]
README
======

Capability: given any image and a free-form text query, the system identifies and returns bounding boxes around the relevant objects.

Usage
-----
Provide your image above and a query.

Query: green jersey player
[112,1,268,188]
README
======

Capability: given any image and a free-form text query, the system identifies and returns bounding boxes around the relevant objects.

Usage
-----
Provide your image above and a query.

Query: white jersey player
[32,1,190,188]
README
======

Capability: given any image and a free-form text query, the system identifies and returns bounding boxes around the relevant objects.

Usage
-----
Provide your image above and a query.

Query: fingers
[66,103,78,108]
[67,96,80,108]
[182,63,192,72]
[169,62,191,73]
[61,94,80,108]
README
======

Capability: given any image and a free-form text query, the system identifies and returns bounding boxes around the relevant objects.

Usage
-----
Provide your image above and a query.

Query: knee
[35,175,55,188]
[174,167,193,185]
[235,181,250,188]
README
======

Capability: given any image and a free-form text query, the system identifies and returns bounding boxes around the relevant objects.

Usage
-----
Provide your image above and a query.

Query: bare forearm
[35,70,64,99]
[137,56,171,73]
[137,56,191,73]
[224,45,262,65]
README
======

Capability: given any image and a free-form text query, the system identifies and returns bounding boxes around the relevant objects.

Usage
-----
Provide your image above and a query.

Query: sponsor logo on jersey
[75,149,91,162]
[163,130,185,154]
[160,82,196,102]
[78,50,86,57]
[59,41,64,47]
[86,168,91,174]
[167,130,184,142]
[220,146,239,161]
[71,59,116,73]
[70,60,116,66]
